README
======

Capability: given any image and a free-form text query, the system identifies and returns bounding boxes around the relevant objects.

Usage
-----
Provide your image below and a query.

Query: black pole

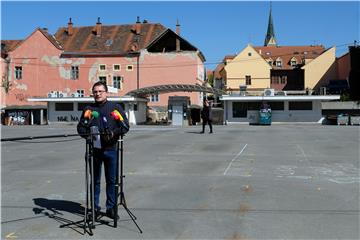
[115,134,142,233]
[60,137,94,235]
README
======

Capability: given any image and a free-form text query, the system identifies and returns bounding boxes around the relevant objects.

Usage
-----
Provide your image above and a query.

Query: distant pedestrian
[200,99,213,134]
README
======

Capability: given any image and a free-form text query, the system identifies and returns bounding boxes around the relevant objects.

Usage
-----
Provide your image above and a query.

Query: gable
[225,45,271,72]
[9,29,62,57]
[146,29,197,52]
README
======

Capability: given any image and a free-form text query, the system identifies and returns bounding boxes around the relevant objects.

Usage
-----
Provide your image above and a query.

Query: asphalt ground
[1,123,359,240]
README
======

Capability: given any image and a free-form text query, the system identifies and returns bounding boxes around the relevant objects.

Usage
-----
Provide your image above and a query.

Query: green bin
[259,110,272,125]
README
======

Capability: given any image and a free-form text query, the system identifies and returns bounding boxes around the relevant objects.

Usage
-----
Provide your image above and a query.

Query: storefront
[1,105,47,125]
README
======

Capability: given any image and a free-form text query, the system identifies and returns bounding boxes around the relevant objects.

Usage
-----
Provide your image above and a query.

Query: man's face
[92,85,107,103]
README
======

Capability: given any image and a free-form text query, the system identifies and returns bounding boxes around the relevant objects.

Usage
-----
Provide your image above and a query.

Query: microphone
[111,110,129,130]
[84,110,99,125]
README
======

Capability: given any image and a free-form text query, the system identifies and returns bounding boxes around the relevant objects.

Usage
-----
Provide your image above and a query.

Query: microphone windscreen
[92,111,99,118]
[112,110,124,121]
[84,109,92,119]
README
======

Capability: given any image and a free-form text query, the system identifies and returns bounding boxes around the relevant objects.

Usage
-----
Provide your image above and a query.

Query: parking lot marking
[5,232,17,239]
[223,144,248,176]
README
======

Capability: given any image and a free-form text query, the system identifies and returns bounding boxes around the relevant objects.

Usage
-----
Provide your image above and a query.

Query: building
[1,17,206,124]
[221,95,340,124]
[218,4,341,124]
[28,96,147,125]
[222,5,337,94]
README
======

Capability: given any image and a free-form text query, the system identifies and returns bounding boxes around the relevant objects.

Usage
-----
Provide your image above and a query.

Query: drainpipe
[137,54,140,90]
[4,57,11,93]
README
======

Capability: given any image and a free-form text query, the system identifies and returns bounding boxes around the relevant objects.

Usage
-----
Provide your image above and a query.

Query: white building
[220,95,340,124]
[28,96,148,125]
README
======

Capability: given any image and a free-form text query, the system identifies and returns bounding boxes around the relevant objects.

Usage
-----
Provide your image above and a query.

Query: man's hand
[102,128,114,143]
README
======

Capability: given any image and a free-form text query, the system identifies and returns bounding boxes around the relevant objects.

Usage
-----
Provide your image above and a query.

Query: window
[150,94,159,102]
[268,102,284,110]
[98,76,107,84]
[245,75,251,85]
[99,64,106,71]
[71,66,79,80]
[55,103,73,111]
[271,76,281,84]
[281,76,287,84]
[289,101,312,110]
[268,60,273,66]
[276,60,282,67]
[113,64,121,71]
[248,52,252,56]
[77,89,84,97]
[232,102,247,118]
[105,39,113,46]
[126,65,133,71]
[15,66,22,79]
[113,76,123,89]
[290,59,297,66]
[247,102,262,110]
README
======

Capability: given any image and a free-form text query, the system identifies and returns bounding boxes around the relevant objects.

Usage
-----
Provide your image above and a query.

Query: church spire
[264,2,277,46]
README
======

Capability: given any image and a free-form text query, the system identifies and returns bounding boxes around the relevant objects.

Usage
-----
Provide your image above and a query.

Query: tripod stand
[114,134,143,233]
[60,133,142,235]
[60,136,96,236]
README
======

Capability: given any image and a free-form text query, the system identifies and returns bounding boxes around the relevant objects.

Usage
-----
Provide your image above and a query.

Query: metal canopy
[126,84,225,97]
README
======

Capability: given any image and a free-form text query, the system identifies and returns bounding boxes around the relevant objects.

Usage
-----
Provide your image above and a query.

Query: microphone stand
[114,134,142,233]
[60,133,96,236]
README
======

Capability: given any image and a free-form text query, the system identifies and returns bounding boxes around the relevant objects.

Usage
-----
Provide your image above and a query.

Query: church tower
[264,2,277,46]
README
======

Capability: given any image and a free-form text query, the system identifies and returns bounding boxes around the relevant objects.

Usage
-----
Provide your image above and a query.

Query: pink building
[1,17,206,124]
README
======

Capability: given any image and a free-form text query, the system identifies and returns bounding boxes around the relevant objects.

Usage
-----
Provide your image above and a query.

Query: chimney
[135,16,141,35]
[176,19,181,52]
[95,17,102,36]
[176,19,180,35]
[67,18,73,36]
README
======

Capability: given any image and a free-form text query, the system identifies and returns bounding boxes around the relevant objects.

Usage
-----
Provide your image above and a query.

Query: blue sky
[1,1,359,70]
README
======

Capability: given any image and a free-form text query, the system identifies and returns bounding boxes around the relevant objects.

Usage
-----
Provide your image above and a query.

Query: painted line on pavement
[223,144,248,176]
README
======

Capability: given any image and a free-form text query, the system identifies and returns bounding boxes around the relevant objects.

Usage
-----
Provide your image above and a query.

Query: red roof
[253,45,326,69]
[54,23,167,55]
[1,40,23,53]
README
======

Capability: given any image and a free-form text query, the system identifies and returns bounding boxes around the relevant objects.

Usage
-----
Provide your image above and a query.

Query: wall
[224,100,323,123]
[336,53,351,80]
[140,50,204,107]
[47,101,146,125]
[302,46,337,90]
[224,45,272,90]
[6,30,62,107]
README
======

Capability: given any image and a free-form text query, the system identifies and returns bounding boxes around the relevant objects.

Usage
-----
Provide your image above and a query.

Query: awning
[126,84,226,97]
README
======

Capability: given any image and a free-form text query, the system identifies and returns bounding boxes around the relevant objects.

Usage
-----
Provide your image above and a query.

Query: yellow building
[223,5,337,95]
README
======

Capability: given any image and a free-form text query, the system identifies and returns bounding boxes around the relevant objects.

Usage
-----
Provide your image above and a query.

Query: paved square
[1,124,359,239]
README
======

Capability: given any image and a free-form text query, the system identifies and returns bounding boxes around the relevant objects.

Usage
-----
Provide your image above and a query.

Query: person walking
[200,99,213,134]
[77,81,129,220]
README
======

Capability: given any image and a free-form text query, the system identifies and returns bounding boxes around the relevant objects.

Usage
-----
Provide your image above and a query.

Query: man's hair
[92,81,108,92]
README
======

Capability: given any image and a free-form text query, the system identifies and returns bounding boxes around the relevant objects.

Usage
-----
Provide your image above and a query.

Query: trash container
[259,109,272,125]
[350,115,360,125]
[337,114,349,125]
